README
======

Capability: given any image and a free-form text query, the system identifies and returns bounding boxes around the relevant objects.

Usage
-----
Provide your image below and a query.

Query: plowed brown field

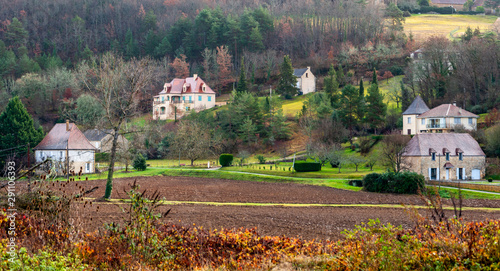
[25,176,500,240]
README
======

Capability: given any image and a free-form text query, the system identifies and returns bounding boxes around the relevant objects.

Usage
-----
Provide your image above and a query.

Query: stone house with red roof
[34,121,97,174]
[403,96,478,135]
[403,133,486,180]
[152,74,216,120]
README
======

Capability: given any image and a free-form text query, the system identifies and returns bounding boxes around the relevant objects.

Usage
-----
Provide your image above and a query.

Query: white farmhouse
[293,67,316,95]
[403,96,478,135]
[34,121,96,174]
[153,74,216,120]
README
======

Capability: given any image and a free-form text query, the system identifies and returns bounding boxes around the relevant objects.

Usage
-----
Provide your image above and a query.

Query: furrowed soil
[23,176,500,240]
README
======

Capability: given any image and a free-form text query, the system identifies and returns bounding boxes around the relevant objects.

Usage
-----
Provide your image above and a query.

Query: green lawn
[281,94,311,117]
[220,161,385,180]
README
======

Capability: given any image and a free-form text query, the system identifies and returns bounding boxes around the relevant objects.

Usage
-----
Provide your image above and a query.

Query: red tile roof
[417,104,478,119]
[403,133,485,157]
[34,123,96,150]
[158,75,215,95]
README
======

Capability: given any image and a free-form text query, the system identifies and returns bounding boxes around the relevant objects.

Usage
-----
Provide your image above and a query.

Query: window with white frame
[468,117,473,125]
[407,117,411,124]
[421,119,425,125]
[454,118,460,124]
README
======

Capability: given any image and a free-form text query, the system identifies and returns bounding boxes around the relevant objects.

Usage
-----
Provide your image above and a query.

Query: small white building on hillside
[293,67,316,95]
[34,121,96,174]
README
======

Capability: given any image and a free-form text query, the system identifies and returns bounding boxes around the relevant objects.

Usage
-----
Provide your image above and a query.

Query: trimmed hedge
[413,6,454,14]
[294,162,321,172]
[95,152,109,162]
[362,172,424,194]
[219,154,233,167]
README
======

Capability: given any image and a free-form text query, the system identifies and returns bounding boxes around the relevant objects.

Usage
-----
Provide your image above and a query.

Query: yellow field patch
[404,14,497,40]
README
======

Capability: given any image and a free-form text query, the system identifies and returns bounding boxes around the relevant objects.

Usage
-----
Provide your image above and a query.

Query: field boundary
[82,198,500,212]
[427,180,500,193]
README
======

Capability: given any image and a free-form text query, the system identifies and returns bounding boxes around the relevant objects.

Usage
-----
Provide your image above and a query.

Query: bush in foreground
[362,171,424,194]
[294,161,321,172]
[219,154,233,167]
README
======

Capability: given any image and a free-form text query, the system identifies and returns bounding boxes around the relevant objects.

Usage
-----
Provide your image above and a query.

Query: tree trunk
[191,159,194,166]
[104,128,120,199]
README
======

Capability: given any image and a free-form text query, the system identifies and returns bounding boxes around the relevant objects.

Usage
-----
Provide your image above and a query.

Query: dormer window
[445,153,450,161]
[432,153,436,161]
[183,85,187,92]
[202,84,206,92]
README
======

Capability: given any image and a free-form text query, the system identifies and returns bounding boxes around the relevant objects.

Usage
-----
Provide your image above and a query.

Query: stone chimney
[66,120,70,131]
[193,74,198,80]
[453,101,456,106]
[307,66,310,70]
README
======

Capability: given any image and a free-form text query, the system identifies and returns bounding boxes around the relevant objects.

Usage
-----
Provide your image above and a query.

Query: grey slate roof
[403,133,485,157]
[402,96,430,115]
[83,129,113,142]
[34,123,96,150]
[293,68,308,77]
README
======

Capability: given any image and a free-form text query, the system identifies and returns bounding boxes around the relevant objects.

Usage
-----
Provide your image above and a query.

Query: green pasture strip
[220,165,384,180]
[433,186,500,200]
[160,168,363,191]
[81,198,500,212]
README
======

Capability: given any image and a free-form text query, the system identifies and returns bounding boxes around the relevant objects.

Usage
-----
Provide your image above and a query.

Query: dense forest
[1,0,500,166]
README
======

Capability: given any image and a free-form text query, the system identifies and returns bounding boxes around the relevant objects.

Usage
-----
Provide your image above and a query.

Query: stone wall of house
[299,69,316,95]
[405,155,486,180]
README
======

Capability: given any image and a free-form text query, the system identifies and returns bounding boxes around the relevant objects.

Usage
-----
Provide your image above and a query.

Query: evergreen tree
[154,36,172,59]
[336,65,346,87]
[125,29,139,59]
[276,55,298,99]
[324,64,339,105]
[372,68,378,84]
[365,83,387,133]
[248,26,264,52]
[81,45,93,60]
[5,18,28,50]
[236,57,248,93]
[401,80,411,112]
[144,30,160,57]
[359,79,365,97]
[339,85,363,143]
[250,62,256,84]
[0,96,44,156]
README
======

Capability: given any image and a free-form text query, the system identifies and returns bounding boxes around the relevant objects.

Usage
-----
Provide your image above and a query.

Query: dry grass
[404,14,497,40]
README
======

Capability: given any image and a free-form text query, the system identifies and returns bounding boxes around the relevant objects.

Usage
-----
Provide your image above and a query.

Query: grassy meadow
[404,14,498,40]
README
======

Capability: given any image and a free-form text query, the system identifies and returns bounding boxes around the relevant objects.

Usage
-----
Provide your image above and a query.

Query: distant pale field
[404,14,498,40]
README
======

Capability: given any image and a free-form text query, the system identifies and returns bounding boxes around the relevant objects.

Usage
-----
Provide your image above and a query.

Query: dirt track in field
[23,176,500,240]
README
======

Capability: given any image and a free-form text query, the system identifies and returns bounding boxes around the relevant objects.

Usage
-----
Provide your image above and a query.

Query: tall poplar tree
[276,55,297,99]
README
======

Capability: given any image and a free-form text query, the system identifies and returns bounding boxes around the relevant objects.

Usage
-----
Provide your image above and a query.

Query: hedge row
[294,162,321,172]
[413,6,454,14]
[362,172,425,194]
[219,154,233,167]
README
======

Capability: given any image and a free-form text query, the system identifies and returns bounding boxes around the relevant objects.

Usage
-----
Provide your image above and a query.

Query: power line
[0,144,28,153]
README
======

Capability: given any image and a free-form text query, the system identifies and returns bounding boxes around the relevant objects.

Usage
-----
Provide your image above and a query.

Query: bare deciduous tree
[381,131,411,173]
[170,120,221,166]
[77,53,155,199]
